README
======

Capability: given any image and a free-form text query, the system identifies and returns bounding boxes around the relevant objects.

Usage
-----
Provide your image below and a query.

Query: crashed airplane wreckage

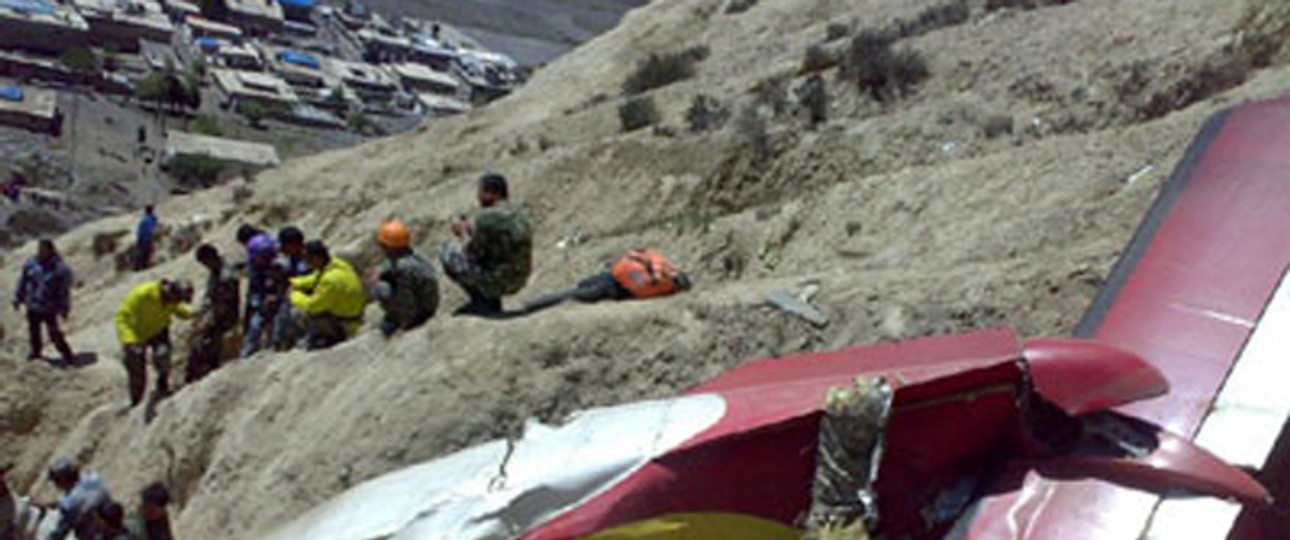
[259,331,1266,540]
[261,91,1290,540]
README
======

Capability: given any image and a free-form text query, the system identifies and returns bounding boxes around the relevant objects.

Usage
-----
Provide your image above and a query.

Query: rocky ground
[2,0,1289,538]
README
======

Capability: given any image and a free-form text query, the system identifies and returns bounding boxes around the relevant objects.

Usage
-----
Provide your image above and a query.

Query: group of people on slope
[2,459,174,540]
[110,172,533,414]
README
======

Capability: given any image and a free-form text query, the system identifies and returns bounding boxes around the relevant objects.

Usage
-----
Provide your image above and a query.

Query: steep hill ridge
[3,0,1290,538]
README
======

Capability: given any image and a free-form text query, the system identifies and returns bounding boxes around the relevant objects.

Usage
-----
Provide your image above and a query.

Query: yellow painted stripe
[579,512,798,540]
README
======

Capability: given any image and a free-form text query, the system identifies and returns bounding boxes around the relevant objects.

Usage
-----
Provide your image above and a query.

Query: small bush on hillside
[898,1,970,38]
[687,94,729,132]
[619,95,660,132]
[754,76,790,117]
[801,43,842,75]
[734,107,772,163]
[979,114,1013,138]
[842,30,930,102]
[796,74,829,127]
[984,0,1075,11]
[826,22,852,42]
[622,46,710,95]
[725,0,758,14]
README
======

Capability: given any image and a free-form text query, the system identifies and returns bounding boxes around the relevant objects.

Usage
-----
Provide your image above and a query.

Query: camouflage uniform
[440,201,533,310]
[187,265,240,383]
[373,250,439,336]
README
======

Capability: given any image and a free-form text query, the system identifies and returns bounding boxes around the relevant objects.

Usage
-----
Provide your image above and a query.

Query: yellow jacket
[289,258,366,334]
[115,281,194,346]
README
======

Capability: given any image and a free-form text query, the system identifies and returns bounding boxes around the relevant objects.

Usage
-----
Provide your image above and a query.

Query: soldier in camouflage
[187,244,240,383]
[440,173,533,316]
[369,220,439,336]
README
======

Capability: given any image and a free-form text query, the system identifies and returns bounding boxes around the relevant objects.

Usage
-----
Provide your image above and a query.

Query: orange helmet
[377,219,411,249]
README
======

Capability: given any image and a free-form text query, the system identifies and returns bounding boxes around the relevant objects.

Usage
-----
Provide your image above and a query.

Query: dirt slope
[3,0,1290,538]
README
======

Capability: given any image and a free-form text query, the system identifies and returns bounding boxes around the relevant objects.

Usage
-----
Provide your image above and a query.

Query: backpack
[611,249,690,299]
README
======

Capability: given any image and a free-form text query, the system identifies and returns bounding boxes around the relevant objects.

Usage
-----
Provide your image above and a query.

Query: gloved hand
[59,311,69,321]
[11,300,20,312]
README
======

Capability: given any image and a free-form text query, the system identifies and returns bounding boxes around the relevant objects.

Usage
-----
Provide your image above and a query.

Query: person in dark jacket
[130,483,173,540]
[272,226,309,349]
[369,220,438,336]
[187,244,240,383]
[12,239,76,363]
[239,234,287,359]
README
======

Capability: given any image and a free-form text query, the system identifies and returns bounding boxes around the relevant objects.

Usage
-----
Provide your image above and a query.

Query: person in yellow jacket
[115,279,194,411]
[289,241,366,350]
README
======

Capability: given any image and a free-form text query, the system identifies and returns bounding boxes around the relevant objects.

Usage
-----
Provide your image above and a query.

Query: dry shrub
[619,96,661,132]
[686,94,730,132]
[984,0,1076,11]
[796,75,829,127]
[725,0,757,15]
[841,30,930,102]
[825,22,852,42]
[622,46,710,95]
[801,44,843,75]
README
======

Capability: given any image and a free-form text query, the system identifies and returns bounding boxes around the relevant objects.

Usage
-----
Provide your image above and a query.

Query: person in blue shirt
[12,239,76,363]
[134,206,158,271]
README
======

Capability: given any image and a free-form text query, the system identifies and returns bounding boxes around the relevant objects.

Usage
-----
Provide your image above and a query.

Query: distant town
[0,0,526,197]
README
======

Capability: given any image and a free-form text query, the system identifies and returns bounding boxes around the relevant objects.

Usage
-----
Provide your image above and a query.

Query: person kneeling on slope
[289,241,366,350]
[369,219,439,337]
[440,172,533,317]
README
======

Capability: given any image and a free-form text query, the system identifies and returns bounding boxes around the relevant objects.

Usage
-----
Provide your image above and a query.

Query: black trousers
[27,311,74,360]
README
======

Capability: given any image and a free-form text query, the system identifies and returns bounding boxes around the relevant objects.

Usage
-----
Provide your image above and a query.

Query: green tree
[59,47,96,73]
[240,100,267,128]
[165,154,225,186]
[135,73,170,109]
[191,114,223,136]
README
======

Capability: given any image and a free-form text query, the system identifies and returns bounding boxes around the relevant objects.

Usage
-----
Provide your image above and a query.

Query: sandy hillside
[3,0,1290,538]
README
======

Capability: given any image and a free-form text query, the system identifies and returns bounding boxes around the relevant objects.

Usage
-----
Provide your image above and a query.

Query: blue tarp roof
[280,49,321,70]
[195,36,221,50]
[0,86,24,102]
[278,0,313,8]
[2,0,54,15]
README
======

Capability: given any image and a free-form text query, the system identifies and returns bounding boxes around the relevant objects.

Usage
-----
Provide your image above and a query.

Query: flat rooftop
[163,0,200,15]
[212,68,299,103]
[186,14,243,38]
[166,130,280,167]
[416,93,467,114]
[261,44,337,86]
[219,41,260,59]
[0,0,89,30]
[223,0,282,21]
[390,62,459,90]
[0,86,58,119]
[356,29,411,48]
[73,0,174,34]
[326,58,396,89]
